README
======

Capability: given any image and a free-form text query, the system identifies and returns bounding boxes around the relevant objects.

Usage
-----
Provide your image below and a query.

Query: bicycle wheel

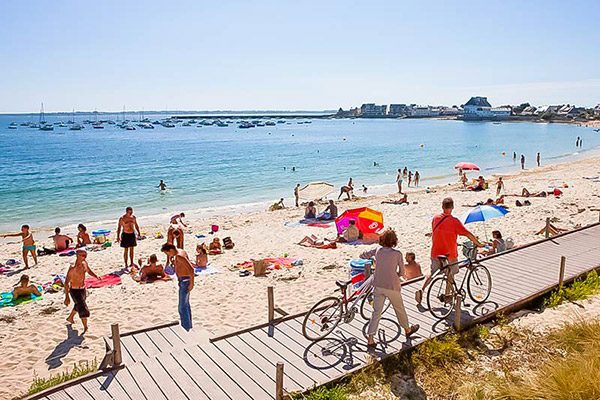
[359,288,391,320]
[302,296,343,341]
[467,264,492,304]
[427,276,455,319]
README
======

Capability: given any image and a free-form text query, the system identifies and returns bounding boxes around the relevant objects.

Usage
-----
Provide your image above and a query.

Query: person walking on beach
[2,225,37,269]
[536,152,541,167]
[294,183,301,207]
[576,137,580,147]
[513,152,517,163]
[64,249,99,333]
[161,243,195,331]
[403,167,408,179]
[116,207,141,268]
[396,169,403,193]
[415,197,483,304]
[158,180,167,191]
[414,171,420,187]
[360,229,420,347]
[408,171,413,187]
[496,177,504,197]
[520,154,525,170]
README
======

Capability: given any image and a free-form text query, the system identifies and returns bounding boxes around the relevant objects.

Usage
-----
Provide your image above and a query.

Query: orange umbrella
[335,207,384,235]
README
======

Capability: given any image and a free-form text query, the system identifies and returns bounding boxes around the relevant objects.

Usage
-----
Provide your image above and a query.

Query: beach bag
[253,260,267,277]
[223,237,235,249]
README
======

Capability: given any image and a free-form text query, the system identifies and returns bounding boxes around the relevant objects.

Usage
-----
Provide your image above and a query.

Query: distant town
[336,96,600,122]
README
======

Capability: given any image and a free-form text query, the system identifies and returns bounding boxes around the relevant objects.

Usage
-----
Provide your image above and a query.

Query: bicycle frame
[433,257,477,298]
[339,273,375,315]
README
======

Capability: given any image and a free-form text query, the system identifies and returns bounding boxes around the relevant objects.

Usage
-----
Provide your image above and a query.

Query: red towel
[85,273,121,289]
[307,223,332,228]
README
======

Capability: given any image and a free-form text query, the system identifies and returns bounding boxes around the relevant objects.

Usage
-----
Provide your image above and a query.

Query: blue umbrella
[463,205,509,224]
[462,205,509,240]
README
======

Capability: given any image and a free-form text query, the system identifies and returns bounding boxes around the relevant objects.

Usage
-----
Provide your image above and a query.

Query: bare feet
[66,317,74,324]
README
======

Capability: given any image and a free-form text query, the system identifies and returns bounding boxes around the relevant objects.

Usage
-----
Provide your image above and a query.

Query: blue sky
[1,0,599,112]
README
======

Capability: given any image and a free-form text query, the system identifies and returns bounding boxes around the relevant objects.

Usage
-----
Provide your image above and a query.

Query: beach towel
[348,259,372,289]
[57,248,77,256]
[194,265,220,276]
[0,287,42,308]
[132,274,172,284]
[85,273,121,289]
[307,222,333,228]
[236,257,301,271]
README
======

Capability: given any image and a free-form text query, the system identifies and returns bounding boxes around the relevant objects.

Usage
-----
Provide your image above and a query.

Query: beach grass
[27,359,98,396]
[545,269,600,308]
[294,385,348,400]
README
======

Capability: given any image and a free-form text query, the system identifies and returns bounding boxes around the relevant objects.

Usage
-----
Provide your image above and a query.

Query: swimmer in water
[158,180,167,190]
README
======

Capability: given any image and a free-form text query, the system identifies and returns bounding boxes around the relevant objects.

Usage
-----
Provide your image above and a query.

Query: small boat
[20,122,30,127]
[39,124,54,131]
[126,125,136,130]
[92,123,104,129]
[162,122,176,128]
[182,122,191,127]
[8,122,17,129]
[265,121,276,126]
[58,123,67,128]
[277,120,286,124]
[256,122,265,127]
[238,122,255,129]
[152,120,161,125]
[141,123,154,129]
[216,121,228,127]
[69,124,83,131]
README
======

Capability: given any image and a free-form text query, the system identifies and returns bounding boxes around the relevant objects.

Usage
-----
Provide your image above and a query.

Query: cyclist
[360,229,420,347]
[415,197,484,304]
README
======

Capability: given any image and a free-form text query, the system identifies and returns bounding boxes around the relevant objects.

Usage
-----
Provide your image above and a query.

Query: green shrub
[545,270,600,308]
[28,359,98,396]
[412,334,466,369]
[297,385,348,400]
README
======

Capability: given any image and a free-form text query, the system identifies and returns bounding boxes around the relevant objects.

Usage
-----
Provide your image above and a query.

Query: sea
[1,113,598,231]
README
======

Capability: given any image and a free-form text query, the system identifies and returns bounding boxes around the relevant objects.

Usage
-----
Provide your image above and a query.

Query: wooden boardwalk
[28,222,600,400]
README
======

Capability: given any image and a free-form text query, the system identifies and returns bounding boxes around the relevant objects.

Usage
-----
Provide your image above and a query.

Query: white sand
[1,154,600,399]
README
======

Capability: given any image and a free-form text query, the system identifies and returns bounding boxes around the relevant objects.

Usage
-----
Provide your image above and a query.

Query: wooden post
[111,323,122,366]
[453,295,463,332]
[275,362,284,400]
[558,256,566,290]
[545,217,551,238]
[268,286,275,324]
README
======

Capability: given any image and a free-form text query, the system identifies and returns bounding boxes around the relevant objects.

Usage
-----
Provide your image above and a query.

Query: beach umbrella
[462,205,509,240]
[298,182,334,200]
[335,207,384,235]
[454,162,480,171]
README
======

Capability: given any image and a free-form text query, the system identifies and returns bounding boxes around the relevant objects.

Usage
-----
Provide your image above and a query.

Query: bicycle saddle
[336,279,352,289]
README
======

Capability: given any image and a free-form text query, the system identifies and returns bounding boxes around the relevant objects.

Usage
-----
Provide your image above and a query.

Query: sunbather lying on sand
[12,274,41,299]
[298,235,337,249]
[520,188,547,197]
[382,193,408,205]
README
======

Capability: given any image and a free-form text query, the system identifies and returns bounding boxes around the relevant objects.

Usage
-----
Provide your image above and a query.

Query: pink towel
[85,273,121,289]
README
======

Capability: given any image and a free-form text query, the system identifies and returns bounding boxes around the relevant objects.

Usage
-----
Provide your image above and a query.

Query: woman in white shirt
[360,229,419,347]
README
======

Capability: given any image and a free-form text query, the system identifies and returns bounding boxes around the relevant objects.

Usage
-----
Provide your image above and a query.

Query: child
[496,177,505,197]
[2,225,37,269]
[404,252,422,280]
[12,274,41,300]
[77,224,92,247]
[139,254,165,281]
[196,244,208,268]
[460,172,468,189]
[208,238,222,255]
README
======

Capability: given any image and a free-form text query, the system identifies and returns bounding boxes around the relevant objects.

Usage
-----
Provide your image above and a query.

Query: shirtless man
[51,227,74,251]
[64,249,99,333]
[161,244,195,331]
[496,177,505,197]
[294,183,301,207]
[12,274,41,299]
[2,225,37,269]
[138,254,165,281]
[116,207,141,267]
[77,224,92,247]
[158,180,167,191]
[170,212,187,228]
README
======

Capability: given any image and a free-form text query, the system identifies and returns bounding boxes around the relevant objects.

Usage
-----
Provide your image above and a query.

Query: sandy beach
[2,154,600,399]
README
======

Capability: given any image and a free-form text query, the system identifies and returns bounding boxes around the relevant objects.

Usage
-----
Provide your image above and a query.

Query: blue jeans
[178,278,192,331]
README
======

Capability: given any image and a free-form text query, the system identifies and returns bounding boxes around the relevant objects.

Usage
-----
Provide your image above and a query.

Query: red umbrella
[454,162,480,171]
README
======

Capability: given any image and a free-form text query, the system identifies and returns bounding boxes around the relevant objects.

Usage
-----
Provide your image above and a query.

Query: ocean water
[1,113,598,231]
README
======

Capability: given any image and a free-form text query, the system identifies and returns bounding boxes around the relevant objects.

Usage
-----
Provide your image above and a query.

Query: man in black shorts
[116,207,141,267]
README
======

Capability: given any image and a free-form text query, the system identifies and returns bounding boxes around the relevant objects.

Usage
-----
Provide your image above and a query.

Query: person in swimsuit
[496,177,504,197]
[161,244,195,331]
[520,154,525,170]
[2,225,37,269]
[304,201,317,219]
[12,274,41,300]
[77,224,92,247]
[195,244,208,268]
[338,178,354,200]
[116,207,141,268]
[170,212,187,228]
[64,249,99,333]
[396,168,403,193]
[294,183,301,207]
[158,180,167,190]
[139,254,165,281]
[414,171,420,187]
[408,171,413,187]
[51,227,74,251]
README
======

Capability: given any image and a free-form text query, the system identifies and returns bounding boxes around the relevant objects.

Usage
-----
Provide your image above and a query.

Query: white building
[463,97,511,120]
[408,105,440,118]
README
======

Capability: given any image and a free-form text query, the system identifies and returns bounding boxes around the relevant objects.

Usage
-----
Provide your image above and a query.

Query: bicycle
[426,244,492,320]
[301,262,391,341]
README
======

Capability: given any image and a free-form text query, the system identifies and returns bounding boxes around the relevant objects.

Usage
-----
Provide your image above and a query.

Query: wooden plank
[146,329,174,351]
[63,385,94,400]
[226,335,304,392]
[213,339,277,391]
[155,352,210,400]
[169,347,232,400]
[112,368,146,400]
[120,335,147,363]
[94,373,131,400]
[156,326,184,347]
[79,377,115,399]
[133,332,161,358]
[126,361,168,400]
[200,343,274,399]
[47,392,74,400]
[141,357,187,400]
[167,325,188,345]
[184,345,252,400]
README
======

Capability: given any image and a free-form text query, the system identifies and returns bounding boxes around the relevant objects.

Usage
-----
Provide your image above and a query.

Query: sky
[1,0,599,113]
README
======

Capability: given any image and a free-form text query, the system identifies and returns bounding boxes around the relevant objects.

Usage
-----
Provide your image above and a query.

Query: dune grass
[27,359,98,396]
[545,270,600,308]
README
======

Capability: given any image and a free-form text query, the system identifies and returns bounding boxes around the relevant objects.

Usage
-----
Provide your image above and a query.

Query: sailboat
[69,109,83,130]
[39,103,54,131]
[92,109,104,129]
